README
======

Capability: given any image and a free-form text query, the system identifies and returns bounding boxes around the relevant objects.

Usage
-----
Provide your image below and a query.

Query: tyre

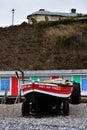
[22,100,30,116]
[63,101,69,116]
[71,83,81,104]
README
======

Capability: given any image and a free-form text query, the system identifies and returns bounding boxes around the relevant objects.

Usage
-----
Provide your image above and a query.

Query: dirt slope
[0,22,87,70]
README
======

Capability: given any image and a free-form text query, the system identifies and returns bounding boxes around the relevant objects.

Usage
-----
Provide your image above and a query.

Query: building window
[81,76,87,90]
[61,76,72,81]
[0,77,10,91]
[40,76,50,82]
[31,15,34,18]
[52,16,56,21]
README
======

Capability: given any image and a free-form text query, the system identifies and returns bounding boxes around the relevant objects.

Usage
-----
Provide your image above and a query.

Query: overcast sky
[0,0,87,27]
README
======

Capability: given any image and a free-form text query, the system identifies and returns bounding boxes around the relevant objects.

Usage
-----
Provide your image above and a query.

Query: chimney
[39,9,45,11]
[71,8,76,13]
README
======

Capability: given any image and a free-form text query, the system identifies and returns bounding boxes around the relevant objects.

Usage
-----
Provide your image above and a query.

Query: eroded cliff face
[0,22,87,70]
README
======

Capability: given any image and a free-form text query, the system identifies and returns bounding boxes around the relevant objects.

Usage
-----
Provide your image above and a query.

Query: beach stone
[0,103,87,129]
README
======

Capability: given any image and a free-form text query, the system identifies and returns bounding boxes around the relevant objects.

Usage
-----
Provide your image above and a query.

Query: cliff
[0,21,87,70]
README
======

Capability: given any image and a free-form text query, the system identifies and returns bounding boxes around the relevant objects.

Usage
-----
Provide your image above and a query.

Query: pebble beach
[0,103,87,130]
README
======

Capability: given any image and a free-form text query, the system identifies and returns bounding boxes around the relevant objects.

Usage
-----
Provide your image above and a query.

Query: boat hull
[22,82,73,99]
[24,91,68,113]
[22,82,73,114]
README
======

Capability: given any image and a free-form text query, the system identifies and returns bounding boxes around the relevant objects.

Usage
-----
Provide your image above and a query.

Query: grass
[0,22,87,70]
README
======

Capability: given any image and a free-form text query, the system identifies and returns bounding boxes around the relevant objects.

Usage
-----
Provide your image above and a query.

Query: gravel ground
[0,103,87,130]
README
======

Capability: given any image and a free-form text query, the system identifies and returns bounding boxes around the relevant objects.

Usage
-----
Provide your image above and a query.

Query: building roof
[24,69,87,76]
[27,9,77,18]
[0,69,87,77]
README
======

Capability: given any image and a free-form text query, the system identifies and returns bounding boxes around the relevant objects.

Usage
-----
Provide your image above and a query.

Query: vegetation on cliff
[0,21,87,70]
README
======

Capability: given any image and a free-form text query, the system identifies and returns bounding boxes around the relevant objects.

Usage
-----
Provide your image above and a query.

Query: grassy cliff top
[0,21,87,70]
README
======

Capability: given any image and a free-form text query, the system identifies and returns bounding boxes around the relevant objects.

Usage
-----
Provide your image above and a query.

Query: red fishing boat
[21,78,81,116]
